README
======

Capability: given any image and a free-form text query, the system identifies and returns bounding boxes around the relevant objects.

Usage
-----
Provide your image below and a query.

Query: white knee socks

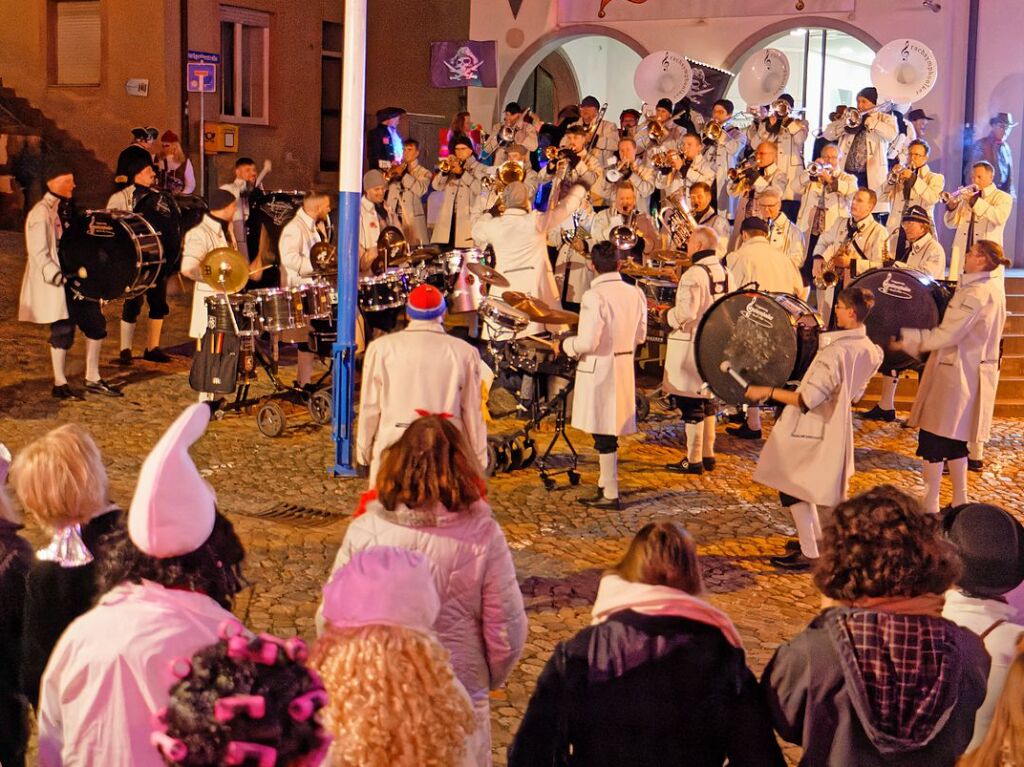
[50,347,68,386]
[921,460,944,514]
[120,321,136,352]
[702,415,716,458]
[968,442,984,461]
[599,452,618,499]
[684,423,702,464]
[879,375,898,411]
[789,501,821,558]
[747,406,762,431]
[948,457,969,507]
[297,350,315,386]
[85,339,102,383]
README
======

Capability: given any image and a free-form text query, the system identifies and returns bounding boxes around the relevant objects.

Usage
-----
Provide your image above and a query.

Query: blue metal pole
[330,0,366,477]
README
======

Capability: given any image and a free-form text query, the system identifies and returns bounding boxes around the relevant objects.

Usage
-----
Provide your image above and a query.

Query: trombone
[496,108,533,147]
[582,102,609,154]
[844,100,895,129]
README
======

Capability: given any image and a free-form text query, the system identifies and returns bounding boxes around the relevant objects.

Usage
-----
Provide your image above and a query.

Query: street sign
[187,50,220,65]
[187,63,216,93]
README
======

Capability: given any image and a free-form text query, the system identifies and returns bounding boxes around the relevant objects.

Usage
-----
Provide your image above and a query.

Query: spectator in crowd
[0,444,32,767]
[959,645,1024,767]
[153,625,328,767]
[448,110,479,155]
[367,106,406,168]
[942,503,1024,751]
[318,415,527,766]
[8,424,122,708]
[37,404,248,767]
[763,484,990,767]
[508,520,785,767]
[313,546,477,766]
[156,130,196,194]
[11,134,45,214]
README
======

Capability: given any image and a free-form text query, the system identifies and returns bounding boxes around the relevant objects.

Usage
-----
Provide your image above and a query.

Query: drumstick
[720,361,750,390]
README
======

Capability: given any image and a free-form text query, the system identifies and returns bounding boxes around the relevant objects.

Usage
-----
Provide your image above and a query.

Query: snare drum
[358,269,410,312]
[696,290,822,404]
[846,266,950,374]
[479,298,530,336]
[638,277,677,343]
[297,280,334,320]
[204,293,259,336]
[446,248,488,313]
[59,210,165,301]
[251,287,307,332]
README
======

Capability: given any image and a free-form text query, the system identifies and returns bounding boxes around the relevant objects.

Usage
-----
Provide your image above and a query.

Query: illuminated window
[220,6,270,124]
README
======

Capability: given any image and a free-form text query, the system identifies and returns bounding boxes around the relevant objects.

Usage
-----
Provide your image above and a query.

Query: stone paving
[2,230,1024,763]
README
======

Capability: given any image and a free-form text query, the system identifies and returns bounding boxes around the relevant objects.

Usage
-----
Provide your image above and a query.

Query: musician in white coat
[588,182,659,259]
[748,94,809,219]
[556,242,647,510]
[689,182,731,258]
[563,95,618,165]
[431,136,487,248]
[702,98,747,218]
[472,144,541,220]
[481,101,539,166]
[891,241,1008,513]
[757,188,806,273]
[884,139,944,234]
[384,139,432,246]
[593,137,654,215]
[634,98,685,157]
[727,141,788,250]
[356,284,488,484]
[944,161,1013,280]
[656,133,716,201]
[823,87,898,214]
[748,286,883,570]
[795,143,857,279]
[662,227,735,475]
[359,169,401,277]
[19,165,120,400]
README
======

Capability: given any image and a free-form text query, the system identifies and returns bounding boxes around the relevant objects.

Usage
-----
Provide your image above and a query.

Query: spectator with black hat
[367,106,406,169]
[114,127,156,190]
[907,108,935,140]
[967,112,1017,197]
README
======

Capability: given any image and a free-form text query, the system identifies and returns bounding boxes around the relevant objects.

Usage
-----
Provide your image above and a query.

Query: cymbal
[413,244,443,256]
[536,307,579,325]
[501,290,529,307]
[501,290,580,325]
[467,261,510,287]
[647,249,684,263]
[199,247,249,294]
[407,248,438,264]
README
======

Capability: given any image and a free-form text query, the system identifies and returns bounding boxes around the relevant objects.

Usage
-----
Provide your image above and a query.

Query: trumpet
[383,162,407,182]
[650,149,680,169]
[703,122,724,143]
[604,158,631,184]
[940,184,980,206]
[844,100,895,129]
[727,159,756,183]
[807,161,833,179]
[887,163,909,187]
[437,157,463,176]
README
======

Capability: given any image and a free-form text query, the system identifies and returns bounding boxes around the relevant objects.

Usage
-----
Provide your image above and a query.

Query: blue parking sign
[187,63,217,93]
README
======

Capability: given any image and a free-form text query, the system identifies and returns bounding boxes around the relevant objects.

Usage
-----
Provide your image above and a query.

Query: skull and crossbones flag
[430,40,498,88]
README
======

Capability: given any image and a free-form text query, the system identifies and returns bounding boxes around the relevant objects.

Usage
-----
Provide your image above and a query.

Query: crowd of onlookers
[1,408,1023,766]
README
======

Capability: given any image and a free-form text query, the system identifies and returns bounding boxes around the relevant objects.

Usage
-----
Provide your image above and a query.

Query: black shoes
[968,459,984,473]
[85,379,124,397]
[770,550,816,571]
[862,405,896,422]
[118,349,133,366]
[726,424,762,440]
[52,384,84,400]
[142,347,172,363]
[665,459,703,475]
[580,495,622,510]
[702,457,716,471]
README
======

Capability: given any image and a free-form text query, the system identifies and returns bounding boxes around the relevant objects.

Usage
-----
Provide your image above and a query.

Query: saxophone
[561,210,590,255]
[814,237,851,290]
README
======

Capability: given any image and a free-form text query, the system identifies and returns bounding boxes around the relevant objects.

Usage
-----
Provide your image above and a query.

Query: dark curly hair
[814,484,961,601]
[156,633,328,766]
[97,511,246,610]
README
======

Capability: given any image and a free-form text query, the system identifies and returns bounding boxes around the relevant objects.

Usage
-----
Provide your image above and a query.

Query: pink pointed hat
[129,404,216,558]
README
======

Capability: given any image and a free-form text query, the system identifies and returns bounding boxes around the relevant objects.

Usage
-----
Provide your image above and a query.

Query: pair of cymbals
[467,261,511,288]
[502,290,580,325]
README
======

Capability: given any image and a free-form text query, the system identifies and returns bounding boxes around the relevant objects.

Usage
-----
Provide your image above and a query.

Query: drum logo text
[86,219,115,238]
[879,273,914,300]
[739,297,775,329]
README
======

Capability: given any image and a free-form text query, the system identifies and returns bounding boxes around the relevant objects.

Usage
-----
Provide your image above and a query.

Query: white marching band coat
[562,118,619,165]
[887,230,946,279]
[656,153,716,199]
[385,161,432,245]
[356,320,488,480]
[563,272,647,436]
[19,192,69,324]
[749,118,810,200]
[727,164,788,250]
[753,326,883,507]
[823,113,899,213]
[278,207,321,288]
[884,164,944,232]
[766,214,807,272]
[181,213,230,339]
[903,270,1006,444]
[431,158,488,248]
[794,170,858,235]
[944,184,1013,279]
[725,237,804,296]
[593,160,655,215]
[813,215,888,276]
[704,126,746,216]
[663,254,736,398]
[695,208,732,259]
[482,120,539,166]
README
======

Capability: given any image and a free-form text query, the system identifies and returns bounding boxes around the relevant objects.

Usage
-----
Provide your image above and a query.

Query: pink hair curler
[224,741,277,767]
[284,637,309,662]
[151,706,170,728]
[214,695,267,723]
[151,731,188,761]
[288,689,329,722]
[249,638,280,666]
[226,635,251,662]
[168,657,193,680]
[218,619,246,641]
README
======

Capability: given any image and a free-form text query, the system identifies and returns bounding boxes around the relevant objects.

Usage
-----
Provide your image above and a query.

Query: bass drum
[59,211,164,301]
[695,290,822,404]
[175,193,210,239]
[846,267,950,374]
[134,189,183,276]
[246,190,306,289]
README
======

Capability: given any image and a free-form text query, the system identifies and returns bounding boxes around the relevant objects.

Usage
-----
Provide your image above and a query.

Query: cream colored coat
[727,163,788,249]
[563,272,647,435]
[813,215,888,277]
[903,270,1006,443]
[431,157,487,247]
[384,161,432,245]
[794,170,858,235]
[823,113,899,213]
[18,192,69,324]
[884,164,944,233]
[278,207,321,288]
[356,320,487,480]
[749,118,810,200]
[180,214,230,339]
[943,184,1012,279]
[694,208,732,259]
[753,326,883,506]
[663,254,735,397]
[887,231,946,279]
[657,153,716,198]
[766,214,807,272]
[482,119,539,165]
[726,236,804,296]
[704,125,746,215]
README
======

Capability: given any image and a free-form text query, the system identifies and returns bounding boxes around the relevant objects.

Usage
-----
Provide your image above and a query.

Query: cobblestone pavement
[2,231,1023,763]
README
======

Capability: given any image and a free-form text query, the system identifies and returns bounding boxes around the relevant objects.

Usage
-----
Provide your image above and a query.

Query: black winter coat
[0,520,33,767]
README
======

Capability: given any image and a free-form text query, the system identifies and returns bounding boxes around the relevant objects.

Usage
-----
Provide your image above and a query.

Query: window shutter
[57,2,101,86]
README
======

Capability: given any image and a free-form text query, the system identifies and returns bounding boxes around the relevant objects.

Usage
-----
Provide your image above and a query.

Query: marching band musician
[822,87,898,215]
[550,200,594,313]
[884,139,944,236]
[747,286,883,571]
[114,126,156,189]
[727,141,788,250]
[794,143,857,285]
[864,205,947,423]
[383,139,432,247]
[19,163,121,400]
[562,95,618,165]
[944,160,1013,281]
[359,169,399,276]
[106,156,173,366]
[431,136,487,249]
[634,98,684,157]
[661,226,735,475]
[724,217,805,441]
[589,182,659,261]
[812,188,888,321]
[702,99,747,219]
[688,182,731,259]
[655,133,715,201]
[219,157,263,259]
[890,240,1008,513]
[618,108,641,140]
[756,188,806,274]
[593,137,654,215]
[472,144,540,219]
[481,102,539,167]
[553,241,647,510]
[748,94,809,221]
[356,283,488,484]
[471,181,587,337]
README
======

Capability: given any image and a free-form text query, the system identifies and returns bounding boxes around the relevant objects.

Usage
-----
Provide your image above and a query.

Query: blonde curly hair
[312,624,476,767]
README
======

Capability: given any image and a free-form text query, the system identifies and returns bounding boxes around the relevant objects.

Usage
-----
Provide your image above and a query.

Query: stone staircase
[861,272,1024,417]
[0,79,113,214]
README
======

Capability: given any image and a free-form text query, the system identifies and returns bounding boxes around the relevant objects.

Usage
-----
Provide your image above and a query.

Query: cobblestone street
[2,231,1023,763]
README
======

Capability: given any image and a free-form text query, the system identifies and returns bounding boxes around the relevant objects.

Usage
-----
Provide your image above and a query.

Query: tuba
[658,191,698,250]
[482,160,525,192]
[736,48,790,111]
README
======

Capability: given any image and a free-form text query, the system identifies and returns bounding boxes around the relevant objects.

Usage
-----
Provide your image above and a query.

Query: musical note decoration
[508,0,524,18]
[598,0,650,18]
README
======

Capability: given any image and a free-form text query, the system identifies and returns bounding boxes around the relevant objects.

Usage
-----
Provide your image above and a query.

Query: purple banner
[687,59,734,118]
[430,40,498,89]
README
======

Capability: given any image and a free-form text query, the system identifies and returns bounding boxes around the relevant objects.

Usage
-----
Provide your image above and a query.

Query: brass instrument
[658,190,698,250]
[940,184,980,206]
[887,163,909,187]
[771,99,792,119]
[650,149,680,169]
[703,122,724,143]
[496,108,532,147]
[604,157,630,184]
[482,161,527,214]
[609,209,640,252]
[384,162,407,182]
[813,238,852,290]
[844,100,895,129]
[583,102,609,154]
[437,157,463,176]
[561,210,589,255]
[807,161,833,180]
[727,159,756,183]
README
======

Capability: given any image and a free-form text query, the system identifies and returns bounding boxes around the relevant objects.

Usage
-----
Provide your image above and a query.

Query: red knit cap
[406,284,446,321]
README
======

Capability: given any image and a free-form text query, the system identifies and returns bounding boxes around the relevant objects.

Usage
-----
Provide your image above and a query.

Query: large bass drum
[696,290,822,404]
[245,190,306,289]
[59,210,165,301]
[134,189,183,276]
[846,266,950,374]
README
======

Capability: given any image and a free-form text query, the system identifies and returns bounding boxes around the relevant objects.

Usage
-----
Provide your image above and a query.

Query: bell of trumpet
[940,184,979,205]
[199,247,250,294]
[702,122,723,143]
